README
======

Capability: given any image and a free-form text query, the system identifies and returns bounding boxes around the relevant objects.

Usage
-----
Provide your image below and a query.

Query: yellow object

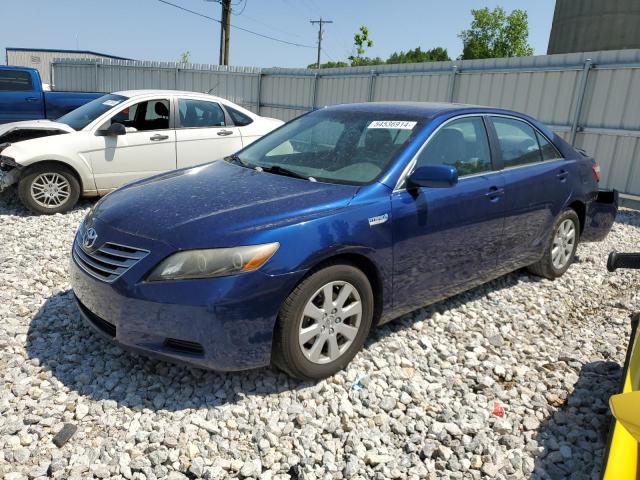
[603,316,640,480]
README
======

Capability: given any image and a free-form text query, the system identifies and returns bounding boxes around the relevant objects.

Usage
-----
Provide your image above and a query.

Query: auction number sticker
[102,99,122,107]
[368,120,417,129]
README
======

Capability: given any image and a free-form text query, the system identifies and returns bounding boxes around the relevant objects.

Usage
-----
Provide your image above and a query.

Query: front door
[176,98,243,168]
[87,98,177,192]
[0,70,44,122]
[392,116,505,313]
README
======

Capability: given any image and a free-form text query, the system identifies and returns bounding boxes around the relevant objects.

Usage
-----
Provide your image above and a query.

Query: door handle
[217,130,233,136]
[485,186,504,202]
[557,169,569,182]
[150,134,169,141]
[25,96,39,102]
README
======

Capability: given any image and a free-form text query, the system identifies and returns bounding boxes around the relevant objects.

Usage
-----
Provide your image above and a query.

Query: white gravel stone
[0,191,638,480]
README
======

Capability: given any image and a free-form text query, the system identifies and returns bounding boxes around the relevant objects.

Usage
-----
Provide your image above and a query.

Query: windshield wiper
[224,153,247,166]
[258,165,314,181]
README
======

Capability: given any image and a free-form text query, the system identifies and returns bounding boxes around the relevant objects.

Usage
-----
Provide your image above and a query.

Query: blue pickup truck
[0,66,101,124]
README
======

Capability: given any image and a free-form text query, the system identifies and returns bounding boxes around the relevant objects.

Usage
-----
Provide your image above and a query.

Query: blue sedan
[70,103,618,380]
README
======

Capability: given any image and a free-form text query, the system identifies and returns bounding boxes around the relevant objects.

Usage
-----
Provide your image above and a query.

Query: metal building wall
[52,50,640,196]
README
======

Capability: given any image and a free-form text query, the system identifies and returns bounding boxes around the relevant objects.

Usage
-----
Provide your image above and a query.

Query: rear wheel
[272,263,374,380]
[18,164,80,214]
[528,209,579,279]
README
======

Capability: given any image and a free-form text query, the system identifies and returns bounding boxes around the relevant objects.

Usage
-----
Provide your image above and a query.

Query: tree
[459,7,534,60]
[349,26,376,66]
[306,60,350,69]
[179,51,191,64]
[386,47,451,64]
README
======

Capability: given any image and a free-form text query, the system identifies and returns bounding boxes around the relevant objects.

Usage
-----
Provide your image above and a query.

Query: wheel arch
[568,200,586,235]
[20,160,85,192]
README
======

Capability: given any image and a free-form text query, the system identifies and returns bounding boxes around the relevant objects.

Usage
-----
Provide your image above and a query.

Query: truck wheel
[272,263,374,380]
[527,209,580,279]
[18,164,80,214]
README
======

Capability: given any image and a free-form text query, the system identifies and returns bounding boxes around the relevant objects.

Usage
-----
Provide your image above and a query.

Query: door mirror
[97,122,126,137]
[407,165,458,189]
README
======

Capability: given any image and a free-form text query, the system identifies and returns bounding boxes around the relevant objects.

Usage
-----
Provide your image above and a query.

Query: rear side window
[179,99,226,128]
[491,117,546,167]
[0,71,33,91]
[416,116,492,176]
[225,105,253,126]
[536,131,562,161]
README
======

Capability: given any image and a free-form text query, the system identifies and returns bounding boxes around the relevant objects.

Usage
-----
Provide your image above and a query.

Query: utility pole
[215,0,231,65]
[310,17,333,69]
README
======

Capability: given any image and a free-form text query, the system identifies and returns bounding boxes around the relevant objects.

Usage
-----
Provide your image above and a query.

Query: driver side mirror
[96,122,126,137]
[407,165,458,189]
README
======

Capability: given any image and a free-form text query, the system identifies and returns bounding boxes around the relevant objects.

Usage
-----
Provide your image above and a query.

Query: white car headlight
[148,242,280,281]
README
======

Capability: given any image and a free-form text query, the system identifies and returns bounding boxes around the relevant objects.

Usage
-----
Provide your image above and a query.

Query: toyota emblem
[83,227,98,250]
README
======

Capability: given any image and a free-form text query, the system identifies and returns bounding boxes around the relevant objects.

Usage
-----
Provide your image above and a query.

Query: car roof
[112,89,225,102]
[322,101,525,120]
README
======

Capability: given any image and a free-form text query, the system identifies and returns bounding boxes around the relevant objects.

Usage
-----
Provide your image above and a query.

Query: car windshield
[234,109,424,185]
[57,94,128,131]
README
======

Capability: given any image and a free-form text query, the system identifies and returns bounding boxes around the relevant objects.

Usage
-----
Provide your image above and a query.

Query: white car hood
[0,120,75,137]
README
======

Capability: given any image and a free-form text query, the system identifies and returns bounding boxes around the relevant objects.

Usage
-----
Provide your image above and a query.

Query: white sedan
[0,90,283,213]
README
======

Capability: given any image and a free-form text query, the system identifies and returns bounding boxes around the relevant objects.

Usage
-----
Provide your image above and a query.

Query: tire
[272,263,374,380]
[17,164,80,214]
[527,209,580,279]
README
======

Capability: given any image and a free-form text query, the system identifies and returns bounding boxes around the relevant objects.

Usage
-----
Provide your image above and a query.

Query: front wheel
[17,164,80,214]
[272,263,374,380]
[528,209,580,279]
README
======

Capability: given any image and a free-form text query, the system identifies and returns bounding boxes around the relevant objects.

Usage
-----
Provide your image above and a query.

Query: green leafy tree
[306,60,350,69]
[179,51,191,64]
[386,47,451,64]
[349,26,376,66]
[459,7,534,60]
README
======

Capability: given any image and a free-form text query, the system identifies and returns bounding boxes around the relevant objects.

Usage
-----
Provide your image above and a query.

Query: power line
[156,0,314,49]
[310,18,333,69]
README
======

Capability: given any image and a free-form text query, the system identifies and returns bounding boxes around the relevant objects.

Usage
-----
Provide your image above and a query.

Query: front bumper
[70,222,304,371]
[602,314,640,479]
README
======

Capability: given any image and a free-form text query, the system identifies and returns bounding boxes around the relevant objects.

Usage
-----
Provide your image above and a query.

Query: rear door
[488,115,572,268]
[0,70,44,123]
[392,115,505,312]
[87,97,176,191]
[175,97,243,168]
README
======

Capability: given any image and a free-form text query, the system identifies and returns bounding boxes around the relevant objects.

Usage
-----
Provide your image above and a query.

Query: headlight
[147,242,280,281]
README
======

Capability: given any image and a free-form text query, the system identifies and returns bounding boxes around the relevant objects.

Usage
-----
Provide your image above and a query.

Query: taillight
[592,163,601,183]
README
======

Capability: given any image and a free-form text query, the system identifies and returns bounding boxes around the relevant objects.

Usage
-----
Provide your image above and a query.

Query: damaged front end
[0,143,23,191]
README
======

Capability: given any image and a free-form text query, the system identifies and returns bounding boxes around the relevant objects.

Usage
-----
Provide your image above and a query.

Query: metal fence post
[256,72,262,115]
[175,66,179,90]
[570,58,593,146]
[368,70,377,102]
[448,65,458,102]
[94,62,99,92]
[311,73,319,110]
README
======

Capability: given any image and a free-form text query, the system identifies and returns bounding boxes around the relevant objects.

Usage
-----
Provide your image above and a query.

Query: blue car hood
[92,161,359,247]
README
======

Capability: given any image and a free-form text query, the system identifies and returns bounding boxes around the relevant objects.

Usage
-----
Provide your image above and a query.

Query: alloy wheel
[298,280,362,364]
[30,173,71,208]
[551,218,576,270]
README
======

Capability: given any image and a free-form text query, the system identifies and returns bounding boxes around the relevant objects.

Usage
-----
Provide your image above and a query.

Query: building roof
[5,47,131,61]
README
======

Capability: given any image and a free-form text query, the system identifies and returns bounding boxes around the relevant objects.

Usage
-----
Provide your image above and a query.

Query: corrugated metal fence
[52,50,640,196]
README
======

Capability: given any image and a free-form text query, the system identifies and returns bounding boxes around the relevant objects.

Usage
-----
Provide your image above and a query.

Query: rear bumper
[582,189,618,242]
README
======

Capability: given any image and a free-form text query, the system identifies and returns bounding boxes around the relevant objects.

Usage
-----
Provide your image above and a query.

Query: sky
[1,0,556,68]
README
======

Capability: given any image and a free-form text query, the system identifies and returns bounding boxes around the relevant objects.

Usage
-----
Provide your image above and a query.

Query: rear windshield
[236,109,424,185]
[57,94,128,131]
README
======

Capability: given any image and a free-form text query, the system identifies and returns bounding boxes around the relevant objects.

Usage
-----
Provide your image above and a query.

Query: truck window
[0,71,33,92]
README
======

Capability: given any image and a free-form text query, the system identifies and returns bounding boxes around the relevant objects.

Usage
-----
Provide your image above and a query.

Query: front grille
[73,239,149,283]
[76,297,116,337]
[163,338,205,355]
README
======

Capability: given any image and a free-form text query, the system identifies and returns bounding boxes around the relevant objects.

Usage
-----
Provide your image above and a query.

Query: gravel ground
[1,188,639,480]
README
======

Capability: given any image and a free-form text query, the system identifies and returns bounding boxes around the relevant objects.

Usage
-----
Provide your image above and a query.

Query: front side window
[491,117,546,168]
[415,117,492,176]
[0,70,33,91]
[235,110,423,185]
[179,99,226,128]
[108,99,170,131]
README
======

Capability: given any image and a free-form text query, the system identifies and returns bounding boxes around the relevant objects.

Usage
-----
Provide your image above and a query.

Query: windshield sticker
[102,99,122,107]
[368,120,416,130]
